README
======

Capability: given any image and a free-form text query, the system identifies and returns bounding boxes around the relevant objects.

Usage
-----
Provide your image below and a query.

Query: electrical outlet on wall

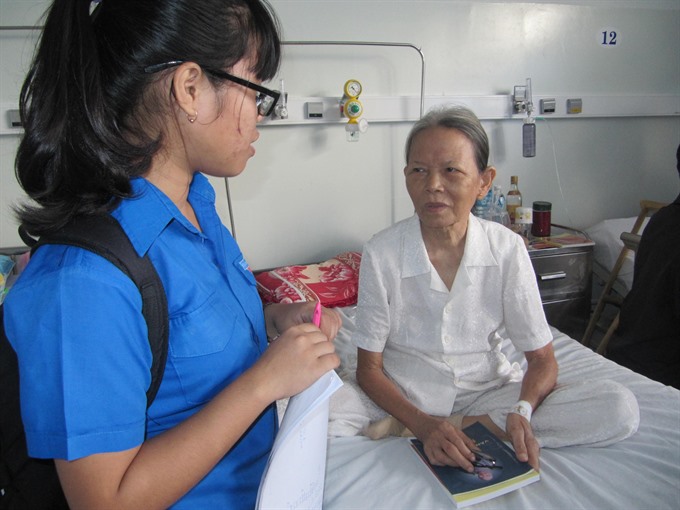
[0,106,24,135]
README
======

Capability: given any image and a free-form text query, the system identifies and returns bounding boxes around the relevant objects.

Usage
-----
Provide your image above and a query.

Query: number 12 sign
[599,28,619,47]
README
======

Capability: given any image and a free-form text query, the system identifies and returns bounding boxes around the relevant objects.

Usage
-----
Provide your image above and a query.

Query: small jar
[532,201,552,237]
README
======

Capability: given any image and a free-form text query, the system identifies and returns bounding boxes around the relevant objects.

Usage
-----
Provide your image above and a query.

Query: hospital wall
[1,0,679,270]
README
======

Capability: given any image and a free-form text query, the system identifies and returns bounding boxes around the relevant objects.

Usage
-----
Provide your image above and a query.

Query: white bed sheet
[323,307,680,510]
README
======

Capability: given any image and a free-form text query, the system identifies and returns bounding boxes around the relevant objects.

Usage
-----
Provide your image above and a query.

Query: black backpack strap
[1,306,71,509]
[30,215,169,407]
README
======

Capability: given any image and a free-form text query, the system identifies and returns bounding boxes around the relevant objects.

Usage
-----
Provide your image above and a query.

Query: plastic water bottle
[472,188,493,219]
[491,185,511,227]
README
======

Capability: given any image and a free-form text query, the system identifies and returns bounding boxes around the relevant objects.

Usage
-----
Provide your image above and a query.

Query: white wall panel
[1,1,679,270]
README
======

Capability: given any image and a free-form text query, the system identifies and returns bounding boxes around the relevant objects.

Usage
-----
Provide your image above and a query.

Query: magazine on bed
[409,422,540,508]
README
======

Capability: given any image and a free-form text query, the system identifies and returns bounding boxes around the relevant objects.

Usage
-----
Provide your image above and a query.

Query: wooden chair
[581,199,668,352]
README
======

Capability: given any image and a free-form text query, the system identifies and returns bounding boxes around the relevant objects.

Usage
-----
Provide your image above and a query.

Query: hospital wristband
[509,400,533,422]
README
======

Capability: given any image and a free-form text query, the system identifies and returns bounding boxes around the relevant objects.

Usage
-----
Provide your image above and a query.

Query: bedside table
[527,228,594,340]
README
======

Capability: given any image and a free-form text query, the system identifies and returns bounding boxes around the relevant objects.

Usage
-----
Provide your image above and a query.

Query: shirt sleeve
[501,234,553,352]
[352,241,391,353]
[6,246,151,460]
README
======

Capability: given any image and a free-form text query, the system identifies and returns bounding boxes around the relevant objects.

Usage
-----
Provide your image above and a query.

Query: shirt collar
[400,215,431,278]
[400,213,499,280]
[112,174,215,257]
[462,214,500,268]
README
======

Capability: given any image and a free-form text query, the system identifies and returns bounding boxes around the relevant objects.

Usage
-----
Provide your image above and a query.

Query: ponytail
[16,1,123,236]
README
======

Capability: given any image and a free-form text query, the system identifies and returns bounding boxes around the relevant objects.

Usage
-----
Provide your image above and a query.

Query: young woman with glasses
[4,1,340,508]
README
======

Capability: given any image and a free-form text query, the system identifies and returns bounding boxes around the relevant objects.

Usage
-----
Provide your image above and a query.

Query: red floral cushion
[255,252,362,307]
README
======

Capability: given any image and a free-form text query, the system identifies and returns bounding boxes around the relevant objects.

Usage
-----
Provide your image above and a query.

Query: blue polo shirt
[4,174,277,509]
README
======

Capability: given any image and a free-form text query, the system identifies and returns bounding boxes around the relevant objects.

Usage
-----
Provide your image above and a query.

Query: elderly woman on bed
[328,105,639,471]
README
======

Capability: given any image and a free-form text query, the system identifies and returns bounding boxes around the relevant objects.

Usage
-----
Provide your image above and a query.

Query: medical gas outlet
[272,79,288,120]
[341,79,368,141]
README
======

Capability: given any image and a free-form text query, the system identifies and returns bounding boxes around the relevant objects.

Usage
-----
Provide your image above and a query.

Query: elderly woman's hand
[506,412,540,471]
[415,415,478,472]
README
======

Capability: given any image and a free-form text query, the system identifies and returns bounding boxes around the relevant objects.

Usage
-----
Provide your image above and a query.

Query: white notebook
[256,370,343,510]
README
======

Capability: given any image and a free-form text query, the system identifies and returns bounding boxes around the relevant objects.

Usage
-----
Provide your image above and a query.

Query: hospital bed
[256,255,680,510]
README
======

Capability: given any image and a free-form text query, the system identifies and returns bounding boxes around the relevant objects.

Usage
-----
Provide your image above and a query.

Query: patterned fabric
[255,252,362,307]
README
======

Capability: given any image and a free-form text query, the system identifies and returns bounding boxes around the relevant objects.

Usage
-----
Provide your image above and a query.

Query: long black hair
[15,0,281,237]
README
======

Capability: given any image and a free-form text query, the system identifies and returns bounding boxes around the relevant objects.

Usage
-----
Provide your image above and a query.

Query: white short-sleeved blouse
[353,214,552,416]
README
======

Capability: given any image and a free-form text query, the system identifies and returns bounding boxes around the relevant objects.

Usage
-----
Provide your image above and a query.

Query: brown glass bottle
[506,175,523,228]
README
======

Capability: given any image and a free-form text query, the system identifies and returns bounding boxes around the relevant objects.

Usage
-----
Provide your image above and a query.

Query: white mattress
[322,307,680,510]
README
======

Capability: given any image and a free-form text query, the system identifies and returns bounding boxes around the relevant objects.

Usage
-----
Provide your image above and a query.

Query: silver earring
[187,110,198,123]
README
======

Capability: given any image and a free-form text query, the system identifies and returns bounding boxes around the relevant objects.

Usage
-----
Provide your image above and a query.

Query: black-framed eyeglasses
[144,61,281,117]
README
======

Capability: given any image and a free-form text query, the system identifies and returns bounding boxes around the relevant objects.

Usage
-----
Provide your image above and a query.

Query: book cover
[545,233,594,247]
[528,233,594,251]
[409,422,540,508]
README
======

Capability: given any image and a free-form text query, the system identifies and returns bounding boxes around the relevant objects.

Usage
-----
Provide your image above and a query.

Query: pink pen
[312,301,322,327]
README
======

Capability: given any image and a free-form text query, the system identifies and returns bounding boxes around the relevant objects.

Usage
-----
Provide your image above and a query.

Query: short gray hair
[404,105,490,173]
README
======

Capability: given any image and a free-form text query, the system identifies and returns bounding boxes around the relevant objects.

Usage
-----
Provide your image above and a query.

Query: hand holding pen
[264,300,341,343]
[313,300,322,328]
[311,300,342,342]
[257,300,340,401]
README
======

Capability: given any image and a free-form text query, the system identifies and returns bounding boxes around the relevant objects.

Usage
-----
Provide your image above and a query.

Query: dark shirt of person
[607,192,680,389]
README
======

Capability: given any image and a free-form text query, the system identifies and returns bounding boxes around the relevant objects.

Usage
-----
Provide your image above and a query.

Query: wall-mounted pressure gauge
[341,79,367,142]
[344,98,363,120]
[343,79,363,98]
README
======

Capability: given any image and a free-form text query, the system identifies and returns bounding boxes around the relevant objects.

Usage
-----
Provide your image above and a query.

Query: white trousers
[328,374,640,448]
